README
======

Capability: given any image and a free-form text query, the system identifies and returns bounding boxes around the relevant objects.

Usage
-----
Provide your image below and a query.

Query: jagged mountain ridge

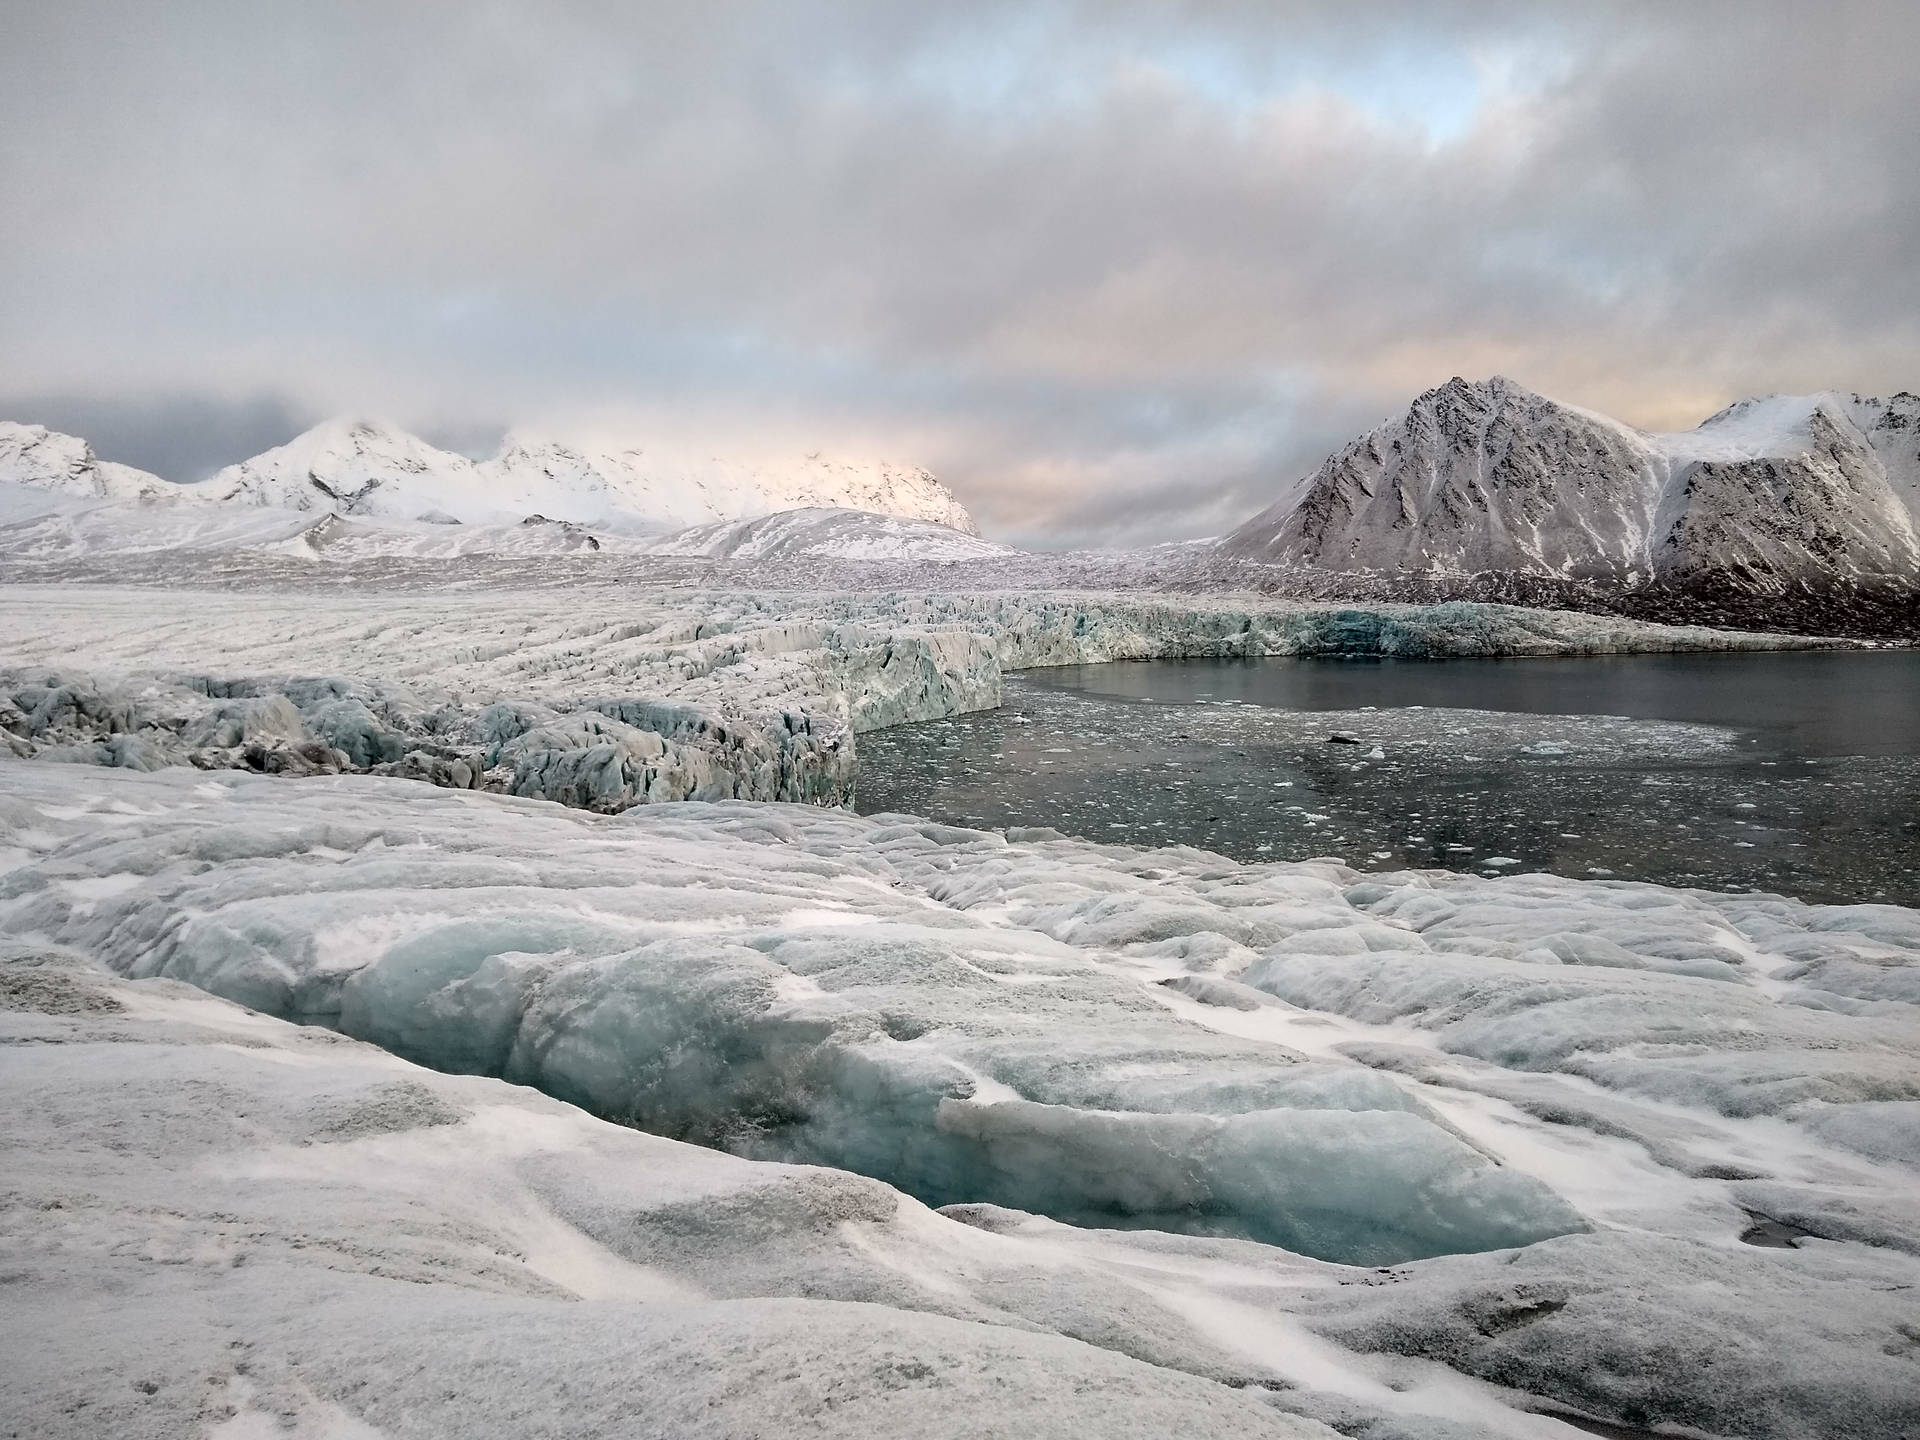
[0,415,976,537]
[1222,376,1920,592]
[0,422,183,504]
[199,418,978,535]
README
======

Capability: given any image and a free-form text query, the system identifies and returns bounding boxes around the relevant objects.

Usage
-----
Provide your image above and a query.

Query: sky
[2,1,1916,547]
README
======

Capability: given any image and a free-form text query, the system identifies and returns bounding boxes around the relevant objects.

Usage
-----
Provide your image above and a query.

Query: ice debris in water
[0,583,1846,816]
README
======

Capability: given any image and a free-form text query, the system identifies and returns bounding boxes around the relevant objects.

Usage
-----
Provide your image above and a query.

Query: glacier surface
[3,762,1919,1439]
[0,585,1842,814]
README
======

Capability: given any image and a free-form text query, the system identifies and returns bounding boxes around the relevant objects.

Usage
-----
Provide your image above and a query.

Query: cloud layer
[3,1,1915,544]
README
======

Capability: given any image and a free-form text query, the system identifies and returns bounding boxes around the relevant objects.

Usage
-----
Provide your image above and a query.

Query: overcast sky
[3,1,1916,546]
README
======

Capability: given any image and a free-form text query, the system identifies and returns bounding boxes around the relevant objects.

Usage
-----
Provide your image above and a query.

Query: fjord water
[856,650,1920,905]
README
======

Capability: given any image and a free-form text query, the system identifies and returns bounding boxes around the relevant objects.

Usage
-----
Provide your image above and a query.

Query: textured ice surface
[642,505,1017,561]
[0,585,1841,816]
[4,765,1920,1439]
[0,766,1580,1264]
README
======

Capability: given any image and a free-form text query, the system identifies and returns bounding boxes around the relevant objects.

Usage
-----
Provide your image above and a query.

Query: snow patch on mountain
[1223,377,1920,592]
[201,417,482,522]
[642,506,1016,562]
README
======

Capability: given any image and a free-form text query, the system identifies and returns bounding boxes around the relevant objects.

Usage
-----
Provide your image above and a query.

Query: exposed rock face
[1225,377,1664,581]
[1223,377,1920,595]
[1655,402,1920,591]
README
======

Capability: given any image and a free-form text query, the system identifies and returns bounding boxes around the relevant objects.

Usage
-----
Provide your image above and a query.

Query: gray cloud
[2,1,1915,545]
[0,392,317,483]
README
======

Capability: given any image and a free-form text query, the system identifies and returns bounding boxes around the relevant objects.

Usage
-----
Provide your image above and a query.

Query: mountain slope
[1222,377,1920,592]
[480,436,979,535]
[0,422,186,504]
[640,506,1015,562]
[200,418,484,523]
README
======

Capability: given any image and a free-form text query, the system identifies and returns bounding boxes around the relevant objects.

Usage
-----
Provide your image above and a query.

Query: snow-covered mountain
[200,418,483,524]
[0,413,990,566]
[1222,376,1920,592]
[200,418,979,535]
[0,422,186,504]
[481,435,980,535]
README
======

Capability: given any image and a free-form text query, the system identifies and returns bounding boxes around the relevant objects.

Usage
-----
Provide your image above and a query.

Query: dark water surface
[1038,650,1920,757]
[855,651,1920,906]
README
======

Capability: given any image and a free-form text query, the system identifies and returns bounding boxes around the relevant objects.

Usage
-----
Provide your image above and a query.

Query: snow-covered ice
[0,552,1909,1437]
[4,760,1919,1438]
[0,585,1840,814]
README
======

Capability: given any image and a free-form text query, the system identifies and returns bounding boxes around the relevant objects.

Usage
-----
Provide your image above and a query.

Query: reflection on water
[855,652,1920,906]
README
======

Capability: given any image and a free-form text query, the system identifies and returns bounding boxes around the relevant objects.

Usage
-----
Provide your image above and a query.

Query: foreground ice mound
[0,948,1339,1440]
[0,768,1576,1263]
[6,765,1920,1438]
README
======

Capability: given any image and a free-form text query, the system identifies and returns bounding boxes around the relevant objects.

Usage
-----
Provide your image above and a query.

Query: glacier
[3,761,1918,1439]
[7,379,1920,645]
[0,585,1845,811]
[2,394,1916,1436]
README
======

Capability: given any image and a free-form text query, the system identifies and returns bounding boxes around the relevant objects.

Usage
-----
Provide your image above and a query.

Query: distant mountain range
[0,416,977,537]
[4,380,1919,625]
[0,419,187,503]
[1223,375,1920,594]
